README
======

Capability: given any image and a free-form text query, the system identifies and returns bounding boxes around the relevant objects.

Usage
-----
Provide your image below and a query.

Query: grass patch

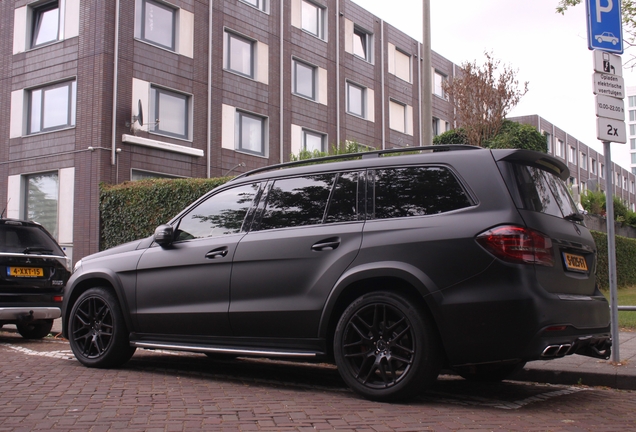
[601,286,636,329]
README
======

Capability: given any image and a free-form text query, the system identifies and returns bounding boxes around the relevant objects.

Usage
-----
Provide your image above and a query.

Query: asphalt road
[1,328,636,431]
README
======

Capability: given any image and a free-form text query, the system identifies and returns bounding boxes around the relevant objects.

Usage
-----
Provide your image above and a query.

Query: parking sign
[587,0,623,53]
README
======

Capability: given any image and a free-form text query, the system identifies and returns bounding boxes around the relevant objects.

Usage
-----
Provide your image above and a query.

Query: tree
[557,0,636,66]
[442,52,529,147]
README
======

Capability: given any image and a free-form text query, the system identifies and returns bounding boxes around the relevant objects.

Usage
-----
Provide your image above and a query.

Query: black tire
[68,287,136,368]
[334,291,442,402]
[17,319,53,339]
[455,361,526,382]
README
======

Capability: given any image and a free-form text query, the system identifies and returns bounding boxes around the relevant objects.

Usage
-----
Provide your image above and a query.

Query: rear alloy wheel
[68,287,136,368]
[17,319,53,339]
[334,291,441,401]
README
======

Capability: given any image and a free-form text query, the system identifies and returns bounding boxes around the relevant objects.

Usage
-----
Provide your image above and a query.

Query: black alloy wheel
[334,291,441,401]
[68,287,135,368]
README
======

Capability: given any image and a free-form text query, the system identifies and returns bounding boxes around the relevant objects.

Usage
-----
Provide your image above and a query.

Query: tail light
[476,225,554,266]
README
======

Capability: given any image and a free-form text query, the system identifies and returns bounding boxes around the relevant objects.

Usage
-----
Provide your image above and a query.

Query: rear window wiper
[23,247,54,254]
[564,212,584,222]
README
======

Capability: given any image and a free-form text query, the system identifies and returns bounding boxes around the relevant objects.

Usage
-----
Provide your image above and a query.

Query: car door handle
[311,238,341,251]
[205,247,229,259]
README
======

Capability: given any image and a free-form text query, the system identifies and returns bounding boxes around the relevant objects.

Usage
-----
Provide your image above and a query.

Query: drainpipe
[111,0,121,167]
[380,19,385,149]
[336,0,340,150]
[280,0,284,163]
[207,1,213,177]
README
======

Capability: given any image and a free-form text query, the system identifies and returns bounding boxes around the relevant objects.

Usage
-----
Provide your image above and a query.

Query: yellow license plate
[563,253,588,272]
[8,267,44,277]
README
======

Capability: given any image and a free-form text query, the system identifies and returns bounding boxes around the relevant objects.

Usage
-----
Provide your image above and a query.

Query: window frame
[150,85,190,140]
[346,81,365,118]
[236,110,267,156]
[433,71,446,99]
[301,0,326,40]
[23,171,59,239]
[353,26,372,62]
[225,31,255,79]
[393,48,412,83]
[27,80,77,135]
[140,0,177,51]
[293,58,317,100]
[31,0,61,49]
[302,129,326,153]
[389,99,407,133]
[239,0,268,12]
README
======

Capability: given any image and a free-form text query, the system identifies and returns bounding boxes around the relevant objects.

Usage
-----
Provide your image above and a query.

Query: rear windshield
[509,164,578,219]
[0,223,64,255]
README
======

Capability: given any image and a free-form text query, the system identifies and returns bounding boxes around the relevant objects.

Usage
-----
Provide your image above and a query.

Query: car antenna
[1,198,10,218]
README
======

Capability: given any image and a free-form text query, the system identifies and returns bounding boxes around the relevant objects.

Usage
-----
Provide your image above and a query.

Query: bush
[100,177,230,250]
[483,120,547,152]
[433,128,468,145]
[592,231,636,290]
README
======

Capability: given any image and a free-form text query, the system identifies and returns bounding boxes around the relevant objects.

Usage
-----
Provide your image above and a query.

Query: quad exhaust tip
[541,344,573,358]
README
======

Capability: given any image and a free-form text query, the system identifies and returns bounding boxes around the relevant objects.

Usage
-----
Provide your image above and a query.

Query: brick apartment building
[1,0,633,264]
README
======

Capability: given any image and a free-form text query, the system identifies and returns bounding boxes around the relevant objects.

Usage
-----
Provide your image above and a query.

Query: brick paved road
[1,329,636,431]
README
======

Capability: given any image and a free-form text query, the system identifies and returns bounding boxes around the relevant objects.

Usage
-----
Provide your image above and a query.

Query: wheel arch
[62,270,134,339]
[318,262,446,359]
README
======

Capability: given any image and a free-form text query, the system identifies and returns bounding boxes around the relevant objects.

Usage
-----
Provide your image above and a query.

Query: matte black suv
[62,146,611,401]
[1,218,71,339]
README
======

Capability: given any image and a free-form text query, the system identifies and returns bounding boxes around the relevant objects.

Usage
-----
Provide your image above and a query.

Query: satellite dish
[136,99,144,126]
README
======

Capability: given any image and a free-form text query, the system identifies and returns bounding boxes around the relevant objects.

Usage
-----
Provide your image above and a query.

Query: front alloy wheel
[68,287,135,368]
[334,291,441,401]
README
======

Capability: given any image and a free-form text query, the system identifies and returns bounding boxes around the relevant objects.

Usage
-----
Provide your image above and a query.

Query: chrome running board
[130,341,318,358]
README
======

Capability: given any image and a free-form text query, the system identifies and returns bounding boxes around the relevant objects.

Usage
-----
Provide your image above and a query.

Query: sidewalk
[48,319,636,390]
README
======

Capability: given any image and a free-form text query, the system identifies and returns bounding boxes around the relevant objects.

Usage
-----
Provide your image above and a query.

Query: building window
[630,95,636,107]
[389,100,406,133]
[24,172,59,239]
[346,82,365,118]
[433,71,446,99]
[150,86,190,139]
[394,49,411,82]
[28,80,77,135]
[236,111,266,156]
[555,139,564,158]
[303,129,326,152]
[301,0,325,40]
[568,146,576,163]
[31,1,60,48]
[631,124,636,135]
[580,152,587,170]
[631,110,636,122]
[631,153,636,164]
[225,32,254,78]
[432,117,440,137]
[591,158,597,175]
[140,0,176,50]
[544,132,552,153]
[293,59,316,100]
[353,27,372,61]
[240,0,267,12]
[601,164,605,178]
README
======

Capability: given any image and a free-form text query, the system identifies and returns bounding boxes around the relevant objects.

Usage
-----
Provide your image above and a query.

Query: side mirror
[154,224,174,247]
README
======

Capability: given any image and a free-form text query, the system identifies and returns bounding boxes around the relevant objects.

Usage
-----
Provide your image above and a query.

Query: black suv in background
[62,145,611,401]
[1,219,71,339]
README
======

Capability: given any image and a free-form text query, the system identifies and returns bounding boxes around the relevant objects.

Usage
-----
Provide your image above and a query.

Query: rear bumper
[0,307,61,321]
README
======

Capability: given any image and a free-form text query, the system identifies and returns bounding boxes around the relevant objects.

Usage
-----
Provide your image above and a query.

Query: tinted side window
[371,166,471,219]
[259,174,336,230]
[175,183,260,241]
[325,171,360,223]
[511,164,577,218]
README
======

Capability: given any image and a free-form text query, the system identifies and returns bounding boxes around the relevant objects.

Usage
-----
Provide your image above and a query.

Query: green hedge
[592,231,636,290]
[100,177,230,250]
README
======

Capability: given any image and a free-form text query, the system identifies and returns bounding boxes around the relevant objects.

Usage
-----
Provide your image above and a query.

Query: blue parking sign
[587,0,624,53]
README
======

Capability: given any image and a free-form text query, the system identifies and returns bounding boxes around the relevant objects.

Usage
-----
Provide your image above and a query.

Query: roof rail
[232,144,482,181]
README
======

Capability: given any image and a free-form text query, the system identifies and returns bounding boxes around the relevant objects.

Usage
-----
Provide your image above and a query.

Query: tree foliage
[434,120,547,152]
[442,52,529,147]
[557,0,636,65]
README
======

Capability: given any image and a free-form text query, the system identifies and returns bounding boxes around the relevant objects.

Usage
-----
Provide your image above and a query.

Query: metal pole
[421,0,432,143]
[604,140,620,363]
